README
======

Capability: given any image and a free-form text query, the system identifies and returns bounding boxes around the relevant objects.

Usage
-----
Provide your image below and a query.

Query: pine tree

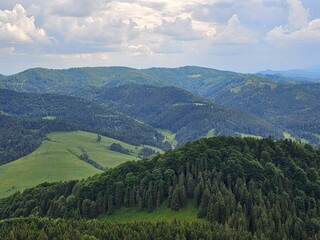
[198,186,210,218]
[107,195,114,215]
[170,188,181,211]
[147,195,154,212]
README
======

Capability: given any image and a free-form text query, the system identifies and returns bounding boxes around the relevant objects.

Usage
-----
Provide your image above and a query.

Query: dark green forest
[1,137,320,239]
[0,217,255,240]
[0,89,169,162]
[89,84,281,145]
[1,66,318,146]
[0,114,76,164]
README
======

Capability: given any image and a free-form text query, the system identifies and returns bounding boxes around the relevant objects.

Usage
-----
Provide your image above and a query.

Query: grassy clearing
[0,131,162,198]
[158,129,178,147]
[99,200,205,223]
[188,74,202,78]
[42,116,56,120]
[240,133,263,139]
[206,129,215,137]
[283,132,296,141]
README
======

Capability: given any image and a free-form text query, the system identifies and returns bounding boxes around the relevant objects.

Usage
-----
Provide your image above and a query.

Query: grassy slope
[206,129,215,137]
[0,131,162,198]
[239,133,263,139]
[99,200,205,223]
[283,132,296,141]
[158,129,178,147]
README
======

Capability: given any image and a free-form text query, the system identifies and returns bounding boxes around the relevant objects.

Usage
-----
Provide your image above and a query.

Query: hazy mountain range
[1,66,319,146]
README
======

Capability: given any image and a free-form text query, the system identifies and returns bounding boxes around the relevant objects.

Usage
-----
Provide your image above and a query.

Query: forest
[0,88,170,164]
[0,217,254,240]
[1,66,318,146]
[0,114,76,164]
[1,136,320,239]
[88,84,281,145]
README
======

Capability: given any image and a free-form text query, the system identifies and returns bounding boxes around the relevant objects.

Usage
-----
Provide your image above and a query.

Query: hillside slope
[1,66,319,145]
[89,84,281,145]
[0,131,162,198]
[0,89,168,162]
[0,136,319,239]
[0,67,164,94]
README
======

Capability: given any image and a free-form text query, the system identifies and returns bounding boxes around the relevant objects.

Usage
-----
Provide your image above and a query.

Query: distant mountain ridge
[0,66,319,146]
[259,67,320,81]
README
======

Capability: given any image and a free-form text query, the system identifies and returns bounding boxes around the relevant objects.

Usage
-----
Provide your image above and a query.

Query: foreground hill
[0,217,250,240]
[0,89,168,164]
[0,131,161,198]
[1,66,318,145]
[89,84,281,145]
[1,136,320,239]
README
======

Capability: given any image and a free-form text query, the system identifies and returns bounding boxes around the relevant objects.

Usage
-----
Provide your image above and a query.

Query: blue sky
[0,0,319,75]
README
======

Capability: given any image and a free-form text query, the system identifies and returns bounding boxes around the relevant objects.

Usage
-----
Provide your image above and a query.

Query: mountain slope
[0,113,74,165]
[208,82,320,145]
[1,66,319,145]
[0,89,168,164]
[0,67,164,94]
[0,136,320,239]
[0,130,162,198]
[88,84,281,145]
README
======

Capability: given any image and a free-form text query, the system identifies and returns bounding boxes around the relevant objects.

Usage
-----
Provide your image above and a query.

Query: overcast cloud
[0,0,319,74]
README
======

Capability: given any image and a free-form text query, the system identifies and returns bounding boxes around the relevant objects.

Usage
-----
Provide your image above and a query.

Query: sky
[0,0,320,75]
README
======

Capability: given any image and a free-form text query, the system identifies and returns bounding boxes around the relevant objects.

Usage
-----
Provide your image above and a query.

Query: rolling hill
[0,67,164,94]
[0,130,162,199]
[0,136,320,239]
[0,88,169,165]
[1,66,319,146]
[88,84,281,145]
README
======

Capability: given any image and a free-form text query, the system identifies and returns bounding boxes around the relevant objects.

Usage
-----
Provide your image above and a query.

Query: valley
[1,66,318,146]
[0,66,319,239]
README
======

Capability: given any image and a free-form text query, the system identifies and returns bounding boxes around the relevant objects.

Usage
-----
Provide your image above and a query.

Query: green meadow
[0,131,162,198]
[99,200,205,223]
[158,129,178,147]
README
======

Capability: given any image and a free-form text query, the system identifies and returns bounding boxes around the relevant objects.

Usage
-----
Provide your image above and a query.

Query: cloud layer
[0,4,48,43]
[0,0,319,74]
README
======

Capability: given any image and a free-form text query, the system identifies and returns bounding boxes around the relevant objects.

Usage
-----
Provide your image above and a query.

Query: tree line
[0,136,320,239]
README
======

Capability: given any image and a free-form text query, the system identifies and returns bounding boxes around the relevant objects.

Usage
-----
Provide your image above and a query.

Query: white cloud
[267,18,320,42]
[212,14,258,45]
[156,17,203,41]
[0,4,48,43]
[0,0,320,74]
[286,0,309,30]
[267,0,320,43]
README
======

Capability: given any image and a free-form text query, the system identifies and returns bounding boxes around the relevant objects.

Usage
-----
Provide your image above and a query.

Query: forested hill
[1,66,319,145]
[0,66,276,95]
[88,84,281,145]
[0,89,169,164]
[1,136,320,239]
[0,67,164,94]
[0,114,73,165]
